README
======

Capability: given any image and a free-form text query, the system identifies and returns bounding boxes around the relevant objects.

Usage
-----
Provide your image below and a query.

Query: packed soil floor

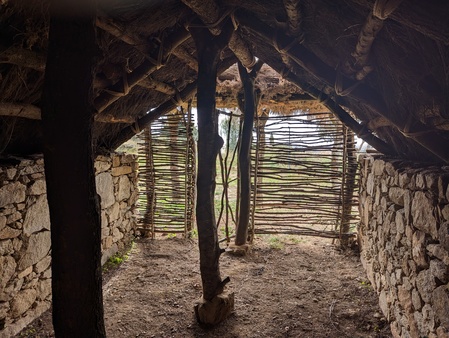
[18,235,392,338]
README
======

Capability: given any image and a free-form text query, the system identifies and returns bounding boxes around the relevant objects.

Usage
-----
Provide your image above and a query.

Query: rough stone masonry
[0,153,138,337]
[359,155,449,338]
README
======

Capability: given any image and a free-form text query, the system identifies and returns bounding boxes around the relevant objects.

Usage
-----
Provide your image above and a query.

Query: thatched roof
[1,0,449,162]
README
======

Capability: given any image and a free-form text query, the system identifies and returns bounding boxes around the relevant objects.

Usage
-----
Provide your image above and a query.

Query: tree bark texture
[41,7,106,338]
[190,27,228,301]
[235,62,259,246]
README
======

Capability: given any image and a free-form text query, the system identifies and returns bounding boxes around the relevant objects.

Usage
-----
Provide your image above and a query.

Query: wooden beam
[93,26,190,114]
[237,9,449,163]
[342,0,404,80]
[0,103,41,119]
[108,56,237,150]
[138,77,176,95]
[265,56,397,157]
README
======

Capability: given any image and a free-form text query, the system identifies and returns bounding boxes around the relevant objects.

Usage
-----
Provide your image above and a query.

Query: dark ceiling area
[1,0,449,162]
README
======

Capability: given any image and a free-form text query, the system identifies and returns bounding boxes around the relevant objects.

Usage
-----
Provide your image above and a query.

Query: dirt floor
[18,235,392,338]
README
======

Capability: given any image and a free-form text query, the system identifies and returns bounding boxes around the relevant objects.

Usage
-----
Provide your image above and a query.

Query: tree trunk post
[190,25,234,325]
[41,5,106,337]
[234,61,262,248]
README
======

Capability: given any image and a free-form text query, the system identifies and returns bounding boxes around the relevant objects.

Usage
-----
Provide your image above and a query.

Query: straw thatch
[1,0,448,162]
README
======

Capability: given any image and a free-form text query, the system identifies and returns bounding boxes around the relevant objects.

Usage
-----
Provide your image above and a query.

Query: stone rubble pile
[0,153,138,336]
[359,156,449,338]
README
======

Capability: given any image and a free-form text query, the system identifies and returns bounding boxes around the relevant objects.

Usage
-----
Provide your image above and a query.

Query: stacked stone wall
[359,155,449,338]
[0,153,138,336]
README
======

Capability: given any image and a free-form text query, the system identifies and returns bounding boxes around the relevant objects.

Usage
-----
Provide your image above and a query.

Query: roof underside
[1,0,449,162]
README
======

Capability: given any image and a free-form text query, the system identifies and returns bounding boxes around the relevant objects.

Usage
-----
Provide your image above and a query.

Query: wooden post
[41,4,106,337]
[190,25,234,325]
[234,61,262,247]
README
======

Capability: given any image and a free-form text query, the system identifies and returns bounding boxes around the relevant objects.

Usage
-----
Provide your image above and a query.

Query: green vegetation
[102,241,135,273]
[268,236,284,250]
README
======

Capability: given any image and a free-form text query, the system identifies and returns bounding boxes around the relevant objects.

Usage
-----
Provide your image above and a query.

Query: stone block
[379,290,390,319]
[427,244,449,265]
[17,266,32,279]
[0,239,13,255]
[398,285,413,313]
[367,174,375,196]
[432,285,449,331]
[194,292,234,325]
[416,173,426,190]
[0,215,6,231]
[29,180,46,195]
[94,160,111,174]
[0,226,21,239]
[6,168,16,180]
[10,288,37,318]
[23,195,50,235]
[412,191,438,238]
[412,289,422,311]
[439,222,449,251]
[7,211,21,224]
[389,187,405,206]
[18,231,51,270]
[95,172,115,208]
[412,231,429,269]
[430,259,448,283]
[0,256,16,289]
[416,269,436,303]
[35,256,51,274]
[111,166,132,177]
[437,326,449,338]
[438,175,449,202]
[112,155,121,167]
[422,304,436,332]
[117,175,131,201]
[38,279,52,301]
[109,202,120,222]
[373,159,385,176]
[442,205,449,222]
[0,182,26,208]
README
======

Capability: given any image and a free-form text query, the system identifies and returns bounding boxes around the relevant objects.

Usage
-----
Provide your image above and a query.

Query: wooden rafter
[236,9,449,163]
[108,56,237,150]
[342,0,404,80]
[138,78,176,95]
[93,26,190,114]
[266,57,396,157]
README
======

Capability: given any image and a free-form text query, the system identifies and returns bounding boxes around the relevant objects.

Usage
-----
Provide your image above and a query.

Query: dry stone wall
[359,155,449,338]
[0,153,138,336]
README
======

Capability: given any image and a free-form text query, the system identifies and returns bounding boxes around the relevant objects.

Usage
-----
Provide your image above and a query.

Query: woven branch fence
[247,111,359,240]
[137,109,358,242]
[137,108,196,238]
